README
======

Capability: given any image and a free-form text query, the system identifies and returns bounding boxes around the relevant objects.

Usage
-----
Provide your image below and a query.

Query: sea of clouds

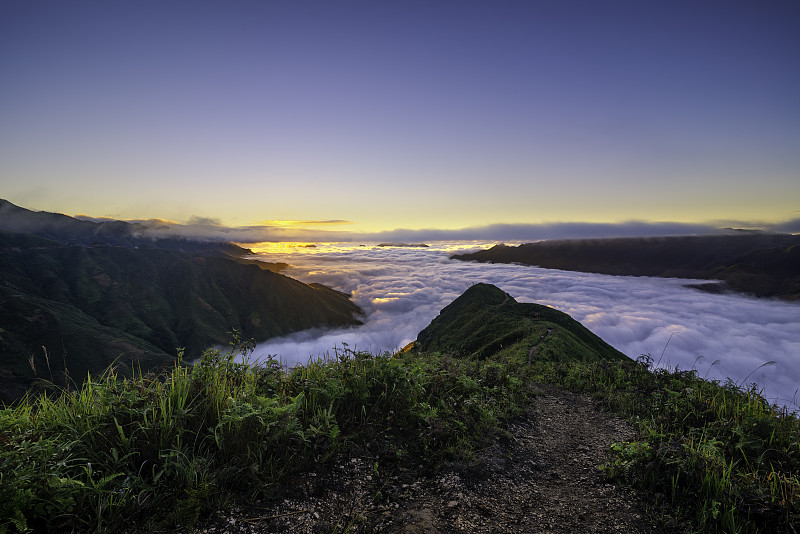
[250,242,800,409]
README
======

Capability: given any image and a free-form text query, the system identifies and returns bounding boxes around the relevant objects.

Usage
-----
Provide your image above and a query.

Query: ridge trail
[193,385,671,533]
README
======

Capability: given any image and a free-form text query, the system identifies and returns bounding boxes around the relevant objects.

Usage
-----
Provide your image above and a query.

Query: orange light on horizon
[256,219,354,227]
[245,241,323,254]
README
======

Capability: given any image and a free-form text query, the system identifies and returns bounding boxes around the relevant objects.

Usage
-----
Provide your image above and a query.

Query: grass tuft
[530,355,800,533]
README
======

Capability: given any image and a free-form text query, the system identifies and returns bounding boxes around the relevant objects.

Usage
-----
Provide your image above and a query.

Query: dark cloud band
[87,218,800,244]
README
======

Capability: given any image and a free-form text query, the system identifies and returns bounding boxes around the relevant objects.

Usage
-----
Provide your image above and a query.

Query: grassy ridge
[3,342,797,533]
[416,283,628,362]
[532,357,800,532]
[0,338,529,533]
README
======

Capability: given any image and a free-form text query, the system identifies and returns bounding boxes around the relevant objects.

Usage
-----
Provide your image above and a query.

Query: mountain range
[0,200,362,403]
[452,234,800,300]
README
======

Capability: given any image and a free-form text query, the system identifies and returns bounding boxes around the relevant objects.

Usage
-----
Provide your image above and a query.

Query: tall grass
[0,338,529,533]
[3,335,797,533]
[531,355,800,533]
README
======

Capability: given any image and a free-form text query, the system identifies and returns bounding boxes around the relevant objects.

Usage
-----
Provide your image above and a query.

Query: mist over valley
[250,242,800,409]
[3,199,797,410]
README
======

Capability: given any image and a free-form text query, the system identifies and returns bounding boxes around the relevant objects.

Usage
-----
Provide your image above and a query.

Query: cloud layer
[250,243,800,410]
[73,213,800,245]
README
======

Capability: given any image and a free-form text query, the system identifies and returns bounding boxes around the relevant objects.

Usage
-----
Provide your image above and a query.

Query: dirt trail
[193,385,668,533]
[527,328,552,364]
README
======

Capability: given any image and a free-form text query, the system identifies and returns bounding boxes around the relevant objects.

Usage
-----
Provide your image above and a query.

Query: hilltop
[452,234,800,300]
[416,283,627,363]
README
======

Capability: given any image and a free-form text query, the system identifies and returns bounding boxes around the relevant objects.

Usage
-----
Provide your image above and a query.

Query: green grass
[2,334,798,533]
[530,355,800,533]
[0,336,530,533]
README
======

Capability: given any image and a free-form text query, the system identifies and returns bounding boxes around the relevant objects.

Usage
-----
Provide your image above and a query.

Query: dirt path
[193,385,668,533]
[527,328,552,364]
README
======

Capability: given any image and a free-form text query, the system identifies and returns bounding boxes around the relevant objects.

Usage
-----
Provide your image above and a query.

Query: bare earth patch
[192,384,674,533]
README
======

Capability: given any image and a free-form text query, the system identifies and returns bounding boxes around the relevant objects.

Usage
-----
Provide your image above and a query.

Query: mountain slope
[0,198,250,255]
[415,283,627,362]
[0,203,362,403]
[452,234,800,300]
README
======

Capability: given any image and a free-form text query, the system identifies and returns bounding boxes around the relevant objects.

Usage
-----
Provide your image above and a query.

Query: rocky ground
[191,384,679,533]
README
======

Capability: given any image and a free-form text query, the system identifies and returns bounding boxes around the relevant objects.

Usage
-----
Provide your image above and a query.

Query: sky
[247,243,800,410]
[1,0,799,237]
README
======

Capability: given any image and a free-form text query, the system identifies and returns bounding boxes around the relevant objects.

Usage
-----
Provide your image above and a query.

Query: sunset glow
[247,241,327,254]
[1,1,797,236]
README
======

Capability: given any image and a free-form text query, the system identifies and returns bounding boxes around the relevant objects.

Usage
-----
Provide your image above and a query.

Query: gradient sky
[1,0,798,234]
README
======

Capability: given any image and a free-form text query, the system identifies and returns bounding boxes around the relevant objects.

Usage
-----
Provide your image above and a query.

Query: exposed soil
[192,384,676,533]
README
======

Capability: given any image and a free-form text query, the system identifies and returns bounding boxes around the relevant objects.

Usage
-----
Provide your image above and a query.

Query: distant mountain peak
[464,282,513,300]
[449,283,516,308]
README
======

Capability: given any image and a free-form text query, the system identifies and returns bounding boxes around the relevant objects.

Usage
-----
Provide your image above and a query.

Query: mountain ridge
[416,283,627,362]
[0,201,362,403]
[452,234,800,300]
[0,198,251,256]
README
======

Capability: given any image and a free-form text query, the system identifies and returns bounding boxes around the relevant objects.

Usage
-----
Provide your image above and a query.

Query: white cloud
[250,243,800,410]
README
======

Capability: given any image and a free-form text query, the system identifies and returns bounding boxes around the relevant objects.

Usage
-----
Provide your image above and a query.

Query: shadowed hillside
[452,234,800,300]
[0,202,362,403]
[0,198,251,256]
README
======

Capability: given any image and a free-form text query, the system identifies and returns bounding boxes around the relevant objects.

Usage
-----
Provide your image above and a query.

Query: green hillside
[0,230,361,403]
[416,283,627,363]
